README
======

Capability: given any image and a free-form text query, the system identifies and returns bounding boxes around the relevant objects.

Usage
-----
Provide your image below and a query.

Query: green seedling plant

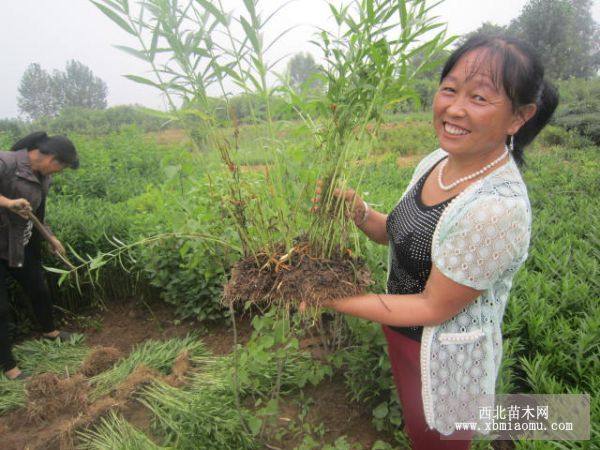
[90,0,224,150]
[78,411,170,450]
[291,0,455,258]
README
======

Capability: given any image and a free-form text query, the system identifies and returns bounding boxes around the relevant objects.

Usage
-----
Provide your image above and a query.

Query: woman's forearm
[329,293,440,327]
[0,195,10,209]
[356,209,389,244]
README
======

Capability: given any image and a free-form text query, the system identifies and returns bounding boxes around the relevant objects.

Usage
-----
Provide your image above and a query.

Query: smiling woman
[311,35,559,449]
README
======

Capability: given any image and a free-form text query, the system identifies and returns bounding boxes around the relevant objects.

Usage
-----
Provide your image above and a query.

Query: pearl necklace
[437,146,510,191]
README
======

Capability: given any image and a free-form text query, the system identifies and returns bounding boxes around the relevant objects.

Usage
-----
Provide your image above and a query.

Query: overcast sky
[2,0,599,119]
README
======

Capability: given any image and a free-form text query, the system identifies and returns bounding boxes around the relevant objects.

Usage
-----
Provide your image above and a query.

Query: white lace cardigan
[387,148,532,435]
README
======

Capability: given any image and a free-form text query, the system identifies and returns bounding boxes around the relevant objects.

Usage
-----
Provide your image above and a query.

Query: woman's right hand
[6,198,32,220]
[311,180,367,226]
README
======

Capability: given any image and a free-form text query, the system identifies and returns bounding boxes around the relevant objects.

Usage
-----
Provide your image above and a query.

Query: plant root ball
[223,243,372,307]
[25,373,89,424]
[80,346,123,377]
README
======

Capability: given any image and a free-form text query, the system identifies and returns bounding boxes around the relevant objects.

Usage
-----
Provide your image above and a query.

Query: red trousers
[383,325,473,450]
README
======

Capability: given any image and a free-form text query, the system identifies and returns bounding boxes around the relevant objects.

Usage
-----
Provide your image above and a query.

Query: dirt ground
[269,375,392,449]
[1,299,395,449]
[71,299,254,356]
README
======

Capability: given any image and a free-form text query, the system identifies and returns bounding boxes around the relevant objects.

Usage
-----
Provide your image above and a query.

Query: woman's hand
[49,236,66,256]
[298,299,334,313]
[311,180,389,245]
[311,180,367,225]
[6,198,32,220]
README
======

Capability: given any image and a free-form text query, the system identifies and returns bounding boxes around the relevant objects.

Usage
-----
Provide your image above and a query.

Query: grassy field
[0,115,597,449]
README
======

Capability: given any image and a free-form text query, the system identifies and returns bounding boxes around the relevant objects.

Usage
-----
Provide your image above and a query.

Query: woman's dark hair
[11,131,79,169]
[439,34,559,165]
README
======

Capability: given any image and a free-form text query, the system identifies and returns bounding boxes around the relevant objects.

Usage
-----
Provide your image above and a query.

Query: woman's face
[32,152,67,176]
[432,48,525,158]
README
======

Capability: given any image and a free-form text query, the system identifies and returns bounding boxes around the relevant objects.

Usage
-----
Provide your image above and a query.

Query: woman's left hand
[49,237,66,256]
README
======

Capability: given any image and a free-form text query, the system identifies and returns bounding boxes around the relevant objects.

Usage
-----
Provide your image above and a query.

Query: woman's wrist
[354,200,370,227]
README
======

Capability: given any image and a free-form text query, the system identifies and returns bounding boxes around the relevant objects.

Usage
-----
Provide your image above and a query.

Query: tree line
[18,60,108,120]
[14,0,599,122]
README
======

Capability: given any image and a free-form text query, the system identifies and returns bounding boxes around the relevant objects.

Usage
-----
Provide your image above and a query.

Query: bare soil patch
[68,299,252,356]
[269,375,394,449]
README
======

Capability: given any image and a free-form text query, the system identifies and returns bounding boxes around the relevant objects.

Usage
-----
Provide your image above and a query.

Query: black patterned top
[386,158,454,341]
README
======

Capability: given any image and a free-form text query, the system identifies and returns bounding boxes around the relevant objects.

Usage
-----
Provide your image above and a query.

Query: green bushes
[135,237,231,322]
[0,119,26,144]
[34,106,174,136]
[211,94,297,125]
[52,129,166,202]
[554,113,600,145]
[41,129,233,318]
[554,77,600,145]
[371,118,437,155]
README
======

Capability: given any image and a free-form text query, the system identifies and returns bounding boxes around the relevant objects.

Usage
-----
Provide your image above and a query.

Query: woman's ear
[508,103,537,135]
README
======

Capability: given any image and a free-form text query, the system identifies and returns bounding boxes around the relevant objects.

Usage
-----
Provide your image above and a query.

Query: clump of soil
[166,350,191,387]
[223,242,371,307]
[25,373,89,424]
[80,346,123,377]
[115,365,164,399]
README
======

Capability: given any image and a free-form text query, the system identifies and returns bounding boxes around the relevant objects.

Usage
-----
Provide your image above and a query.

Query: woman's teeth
[444,123,469,135]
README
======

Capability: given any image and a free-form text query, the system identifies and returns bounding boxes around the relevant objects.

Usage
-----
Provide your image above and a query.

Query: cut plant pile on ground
[0,337,200,450]
[24,373,89,424]
[223,242,372,307]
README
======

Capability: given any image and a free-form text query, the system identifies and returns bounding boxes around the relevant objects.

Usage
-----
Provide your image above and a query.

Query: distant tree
[509,0,599,79]
[455,22,508,48]
[17,60,108,120]
[17,63,58,120]
[54,60,108,109]
[286,52,323,90]
[453,1,599,80]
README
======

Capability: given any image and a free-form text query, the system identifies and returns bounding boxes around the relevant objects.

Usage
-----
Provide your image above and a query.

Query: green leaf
[242,0,256,19]
[398,0,408,31]
[422,0,445,16]
[43,266,69,275]
[373,401,389,419]
[239,16,260,54]
[264,25,298,54]
[89,257,107,270]
[113,44,150,62]
[194,0,228,25]
[149,26,160,61]
[91,1,136,35]
[246,415,262,435]
[179,108,212,121]
[101,0,125,13]
[329,3,343,26]
[124,74,163,90]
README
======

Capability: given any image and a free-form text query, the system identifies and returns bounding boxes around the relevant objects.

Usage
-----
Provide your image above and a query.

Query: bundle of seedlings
[222,0,454,309]
[91,0,453,309]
